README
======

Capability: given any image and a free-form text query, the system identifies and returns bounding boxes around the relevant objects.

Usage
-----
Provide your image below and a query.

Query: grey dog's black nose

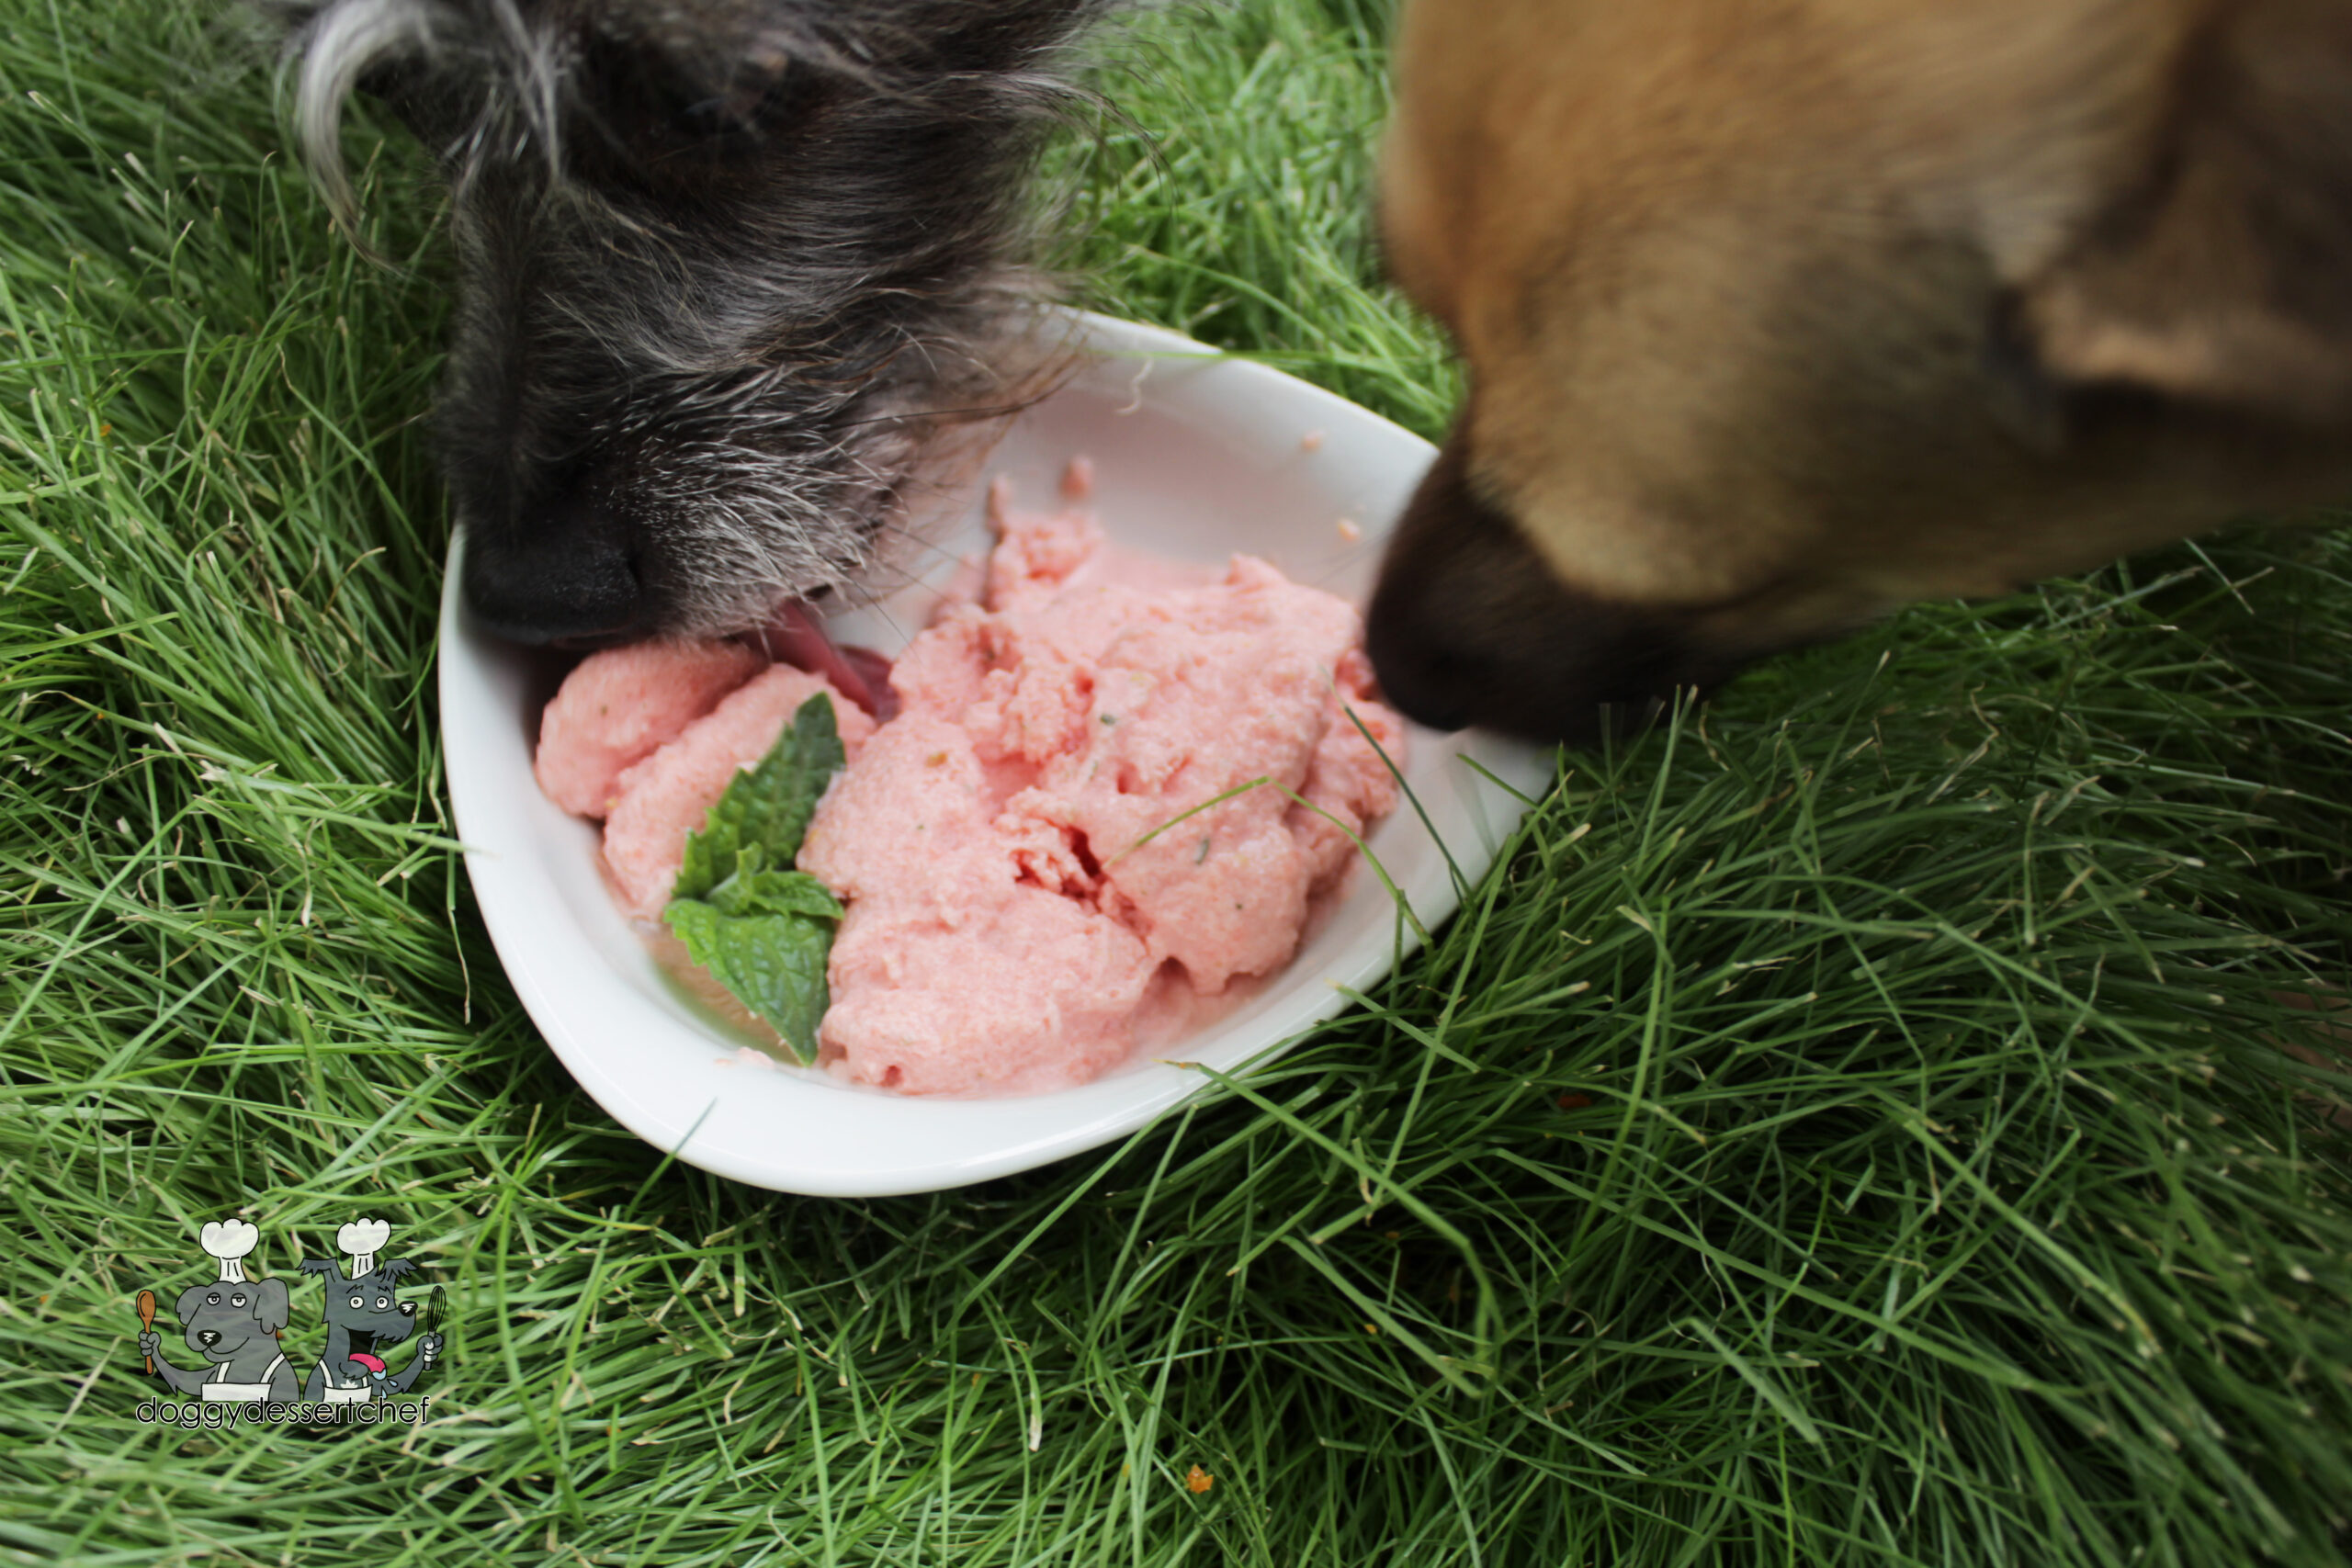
[197,1329,221,1348]
[462,488,645,646]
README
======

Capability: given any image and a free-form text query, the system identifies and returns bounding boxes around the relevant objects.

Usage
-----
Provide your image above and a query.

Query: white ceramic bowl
[440,311,1550,1196]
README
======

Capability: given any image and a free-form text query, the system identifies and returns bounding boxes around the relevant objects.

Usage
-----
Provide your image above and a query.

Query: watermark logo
[133,1216,446,1430]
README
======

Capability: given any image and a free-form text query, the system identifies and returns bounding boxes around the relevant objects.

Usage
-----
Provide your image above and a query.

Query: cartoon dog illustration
[136,1219,300,1403]
[299,1219,442,1404]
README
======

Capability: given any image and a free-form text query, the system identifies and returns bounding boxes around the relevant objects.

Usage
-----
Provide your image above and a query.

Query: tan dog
[1365,0,2352,742]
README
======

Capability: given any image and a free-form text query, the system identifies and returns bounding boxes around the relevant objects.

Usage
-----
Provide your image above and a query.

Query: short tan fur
[1368,0,2352,739]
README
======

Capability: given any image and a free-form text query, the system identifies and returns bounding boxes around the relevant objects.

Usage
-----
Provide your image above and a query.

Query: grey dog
[277,0,1109,650]
[299,1253,443,1401]
[139,1275,300,1404]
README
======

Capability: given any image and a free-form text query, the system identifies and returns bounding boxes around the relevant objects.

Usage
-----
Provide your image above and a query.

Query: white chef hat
[339,1217,391,1280]
[200,1218,259,1284]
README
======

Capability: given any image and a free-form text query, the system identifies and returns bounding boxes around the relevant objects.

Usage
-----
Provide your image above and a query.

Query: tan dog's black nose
[1366,435,1742,746]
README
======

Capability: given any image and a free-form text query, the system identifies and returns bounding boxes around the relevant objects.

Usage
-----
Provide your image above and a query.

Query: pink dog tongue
[760,602,898,723]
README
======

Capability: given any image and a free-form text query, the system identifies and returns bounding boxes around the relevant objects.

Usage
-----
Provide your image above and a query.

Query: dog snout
[1366,434,1744,747]
[399,1302,415,1317]
[196,1329,222,1349]
[461,484,646,647]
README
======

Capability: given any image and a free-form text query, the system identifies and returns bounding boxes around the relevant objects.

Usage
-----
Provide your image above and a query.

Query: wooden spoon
[136,1290,156,1373]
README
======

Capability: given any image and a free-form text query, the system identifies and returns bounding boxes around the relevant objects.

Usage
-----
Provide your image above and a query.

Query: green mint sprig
[662,694,847,1063]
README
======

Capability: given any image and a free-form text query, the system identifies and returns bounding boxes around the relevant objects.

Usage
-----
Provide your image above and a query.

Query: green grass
[5,1,2352,1563]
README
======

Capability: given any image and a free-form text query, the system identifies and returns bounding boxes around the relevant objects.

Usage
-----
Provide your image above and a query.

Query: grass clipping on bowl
[662,694,846,1063]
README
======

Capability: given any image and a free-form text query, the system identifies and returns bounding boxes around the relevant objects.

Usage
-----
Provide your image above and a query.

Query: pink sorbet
[533,638,766,818]
[596,664,875,920]
[797,485,1405,1096]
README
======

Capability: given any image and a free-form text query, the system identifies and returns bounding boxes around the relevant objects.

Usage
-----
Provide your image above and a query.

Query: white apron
[202,1352,287,1403]
[315,1359,373,1404]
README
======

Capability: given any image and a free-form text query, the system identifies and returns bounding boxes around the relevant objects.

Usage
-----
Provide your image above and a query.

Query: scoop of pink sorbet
[797,490,1404,1096]
[533,639,765,818]
[601,664,876,919]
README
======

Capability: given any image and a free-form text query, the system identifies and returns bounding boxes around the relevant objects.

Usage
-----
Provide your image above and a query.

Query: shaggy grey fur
[278,0,1107,642]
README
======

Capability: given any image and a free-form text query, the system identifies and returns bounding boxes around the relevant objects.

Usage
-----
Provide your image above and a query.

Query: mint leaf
[663,694,851,1064]
[707,864,842,921]
[663,898,837,1062]
[673,694,845,901]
